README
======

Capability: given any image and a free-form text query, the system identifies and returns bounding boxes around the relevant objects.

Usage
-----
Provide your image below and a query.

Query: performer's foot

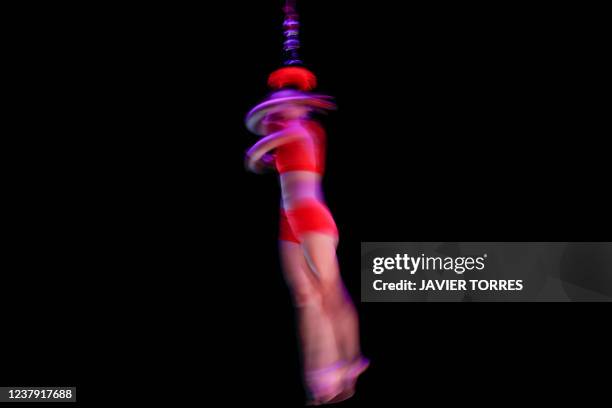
[347,356,370,381]
[305,361,347,406]
[327,356,370,404]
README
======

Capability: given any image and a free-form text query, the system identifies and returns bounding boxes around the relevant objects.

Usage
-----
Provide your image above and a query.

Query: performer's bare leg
[300,233,362,365]
[279,240,341,374]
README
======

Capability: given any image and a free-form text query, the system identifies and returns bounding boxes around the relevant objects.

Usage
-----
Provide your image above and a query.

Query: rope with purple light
[282,0,302,66]
[266,0,317,91]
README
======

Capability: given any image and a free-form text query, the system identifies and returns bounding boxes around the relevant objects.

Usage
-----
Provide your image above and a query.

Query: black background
[218,1,609,406]
[2,1,609,406]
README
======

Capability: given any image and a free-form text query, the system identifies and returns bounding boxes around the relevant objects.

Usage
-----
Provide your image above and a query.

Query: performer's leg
[284,199,363,363]
[279,240,341,375]
[284,199,367,401]
[300,232,362,365]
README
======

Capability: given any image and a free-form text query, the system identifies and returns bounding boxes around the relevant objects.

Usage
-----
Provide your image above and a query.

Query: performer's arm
[245,125,307,171]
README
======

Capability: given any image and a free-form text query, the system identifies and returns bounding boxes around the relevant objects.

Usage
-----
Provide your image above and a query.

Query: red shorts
[279,199,338,243]
[279,208,300,243]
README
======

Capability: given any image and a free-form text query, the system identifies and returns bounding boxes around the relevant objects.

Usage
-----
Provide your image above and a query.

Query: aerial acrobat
[244,1,369,405]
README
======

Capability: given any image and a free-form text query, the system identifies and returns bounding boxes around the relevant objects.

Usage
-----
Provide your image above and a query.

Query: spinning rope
[268,0,317,92]
[246,0,334,135]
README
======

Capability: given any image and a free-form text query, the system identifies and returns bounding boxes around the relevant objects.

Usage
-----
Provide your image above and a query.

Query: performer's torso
[275,120,326,175]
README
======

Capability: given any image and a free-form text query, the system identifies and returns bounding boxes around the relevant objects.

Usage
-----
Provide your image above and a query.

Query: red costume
[276,120,337,243]
[245,68,338,244]
[275,120,326,175]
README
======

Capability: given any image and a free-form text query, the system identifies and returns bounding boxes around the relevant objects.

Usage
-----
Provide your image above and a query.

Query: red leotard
[275,120,326,175]
[276,120,338,242]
